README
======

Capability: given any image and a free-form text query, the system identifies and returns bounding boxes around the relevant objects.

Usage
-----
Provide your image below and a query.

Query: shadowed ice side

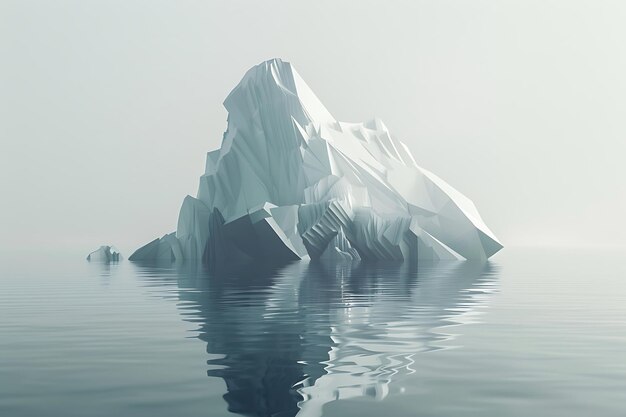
[133,260,499,417]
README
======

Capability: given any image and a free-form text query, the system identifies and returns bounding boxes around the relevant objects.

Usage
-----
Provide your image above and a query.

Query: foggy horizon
[2,1,625,256]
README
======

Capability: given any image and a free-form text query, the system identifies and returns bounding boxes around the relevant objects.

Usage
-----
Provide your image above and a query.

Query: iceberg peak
[130,59,502,267]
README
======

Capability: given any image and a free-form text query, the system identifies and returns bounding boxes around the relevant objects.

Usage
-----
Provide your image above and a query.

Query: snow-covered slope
[130,59,502,266]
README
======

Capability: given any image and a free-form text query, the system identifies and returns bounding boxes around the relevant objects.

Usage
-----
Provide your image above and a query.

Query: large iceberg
[130,59,502,266]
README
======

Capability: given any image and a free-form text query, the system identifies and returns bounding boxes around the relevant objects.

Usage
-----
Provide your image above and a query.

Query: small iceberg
[86,246,121,262]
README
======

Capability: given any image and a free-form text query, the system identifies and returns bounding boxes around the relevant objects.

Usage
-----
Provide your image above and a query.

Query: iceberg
[130,58,502,266]
[87,245,121,262]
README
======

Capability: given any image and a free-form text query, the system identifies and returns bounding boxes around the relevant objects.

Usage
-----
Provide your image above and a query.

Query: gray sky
[2,0,625,255]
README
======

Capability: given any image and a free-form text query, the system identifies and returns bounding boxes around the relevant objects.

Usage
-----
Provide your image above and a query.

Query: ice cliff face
[129,58,502,266]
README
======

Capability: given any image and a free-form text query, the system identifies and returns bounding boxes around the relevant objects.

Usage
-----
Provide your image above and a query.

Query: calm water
[1,247,625,417]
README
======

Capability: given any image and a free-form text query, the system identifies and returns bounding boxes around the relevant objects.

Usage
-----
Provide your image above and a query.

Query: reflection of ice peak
[133,260,499,417]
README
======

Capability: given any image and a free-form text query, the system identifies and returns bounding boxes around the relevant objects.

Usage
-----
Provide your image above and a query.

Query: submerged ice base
[130,59,502,267]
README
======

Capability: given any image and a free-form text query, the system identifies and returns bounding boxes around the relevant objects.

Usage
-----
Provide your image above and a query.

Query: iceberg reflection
[134,260,498,417]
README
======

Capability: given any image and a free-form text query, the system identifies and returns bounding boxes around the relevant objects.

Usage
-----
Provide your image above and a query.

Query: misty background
[1,0,625,256]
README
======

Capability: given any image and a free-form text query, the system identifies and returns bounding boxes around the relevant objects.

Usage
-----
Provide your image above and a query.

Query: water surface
[1,247,625,416]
